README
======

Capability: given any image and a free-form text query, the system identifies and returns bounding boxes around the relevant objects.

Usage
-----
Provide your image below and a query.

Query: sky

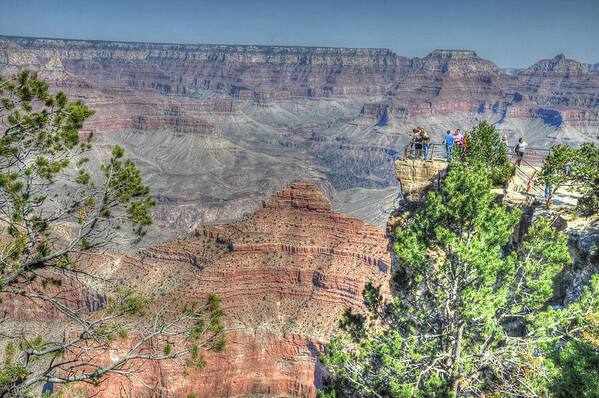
[0,0,598,68]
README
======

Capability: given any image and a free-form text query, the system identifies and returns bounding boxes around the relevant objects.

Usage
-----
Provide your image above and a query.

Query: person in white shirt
[514,137,528,167]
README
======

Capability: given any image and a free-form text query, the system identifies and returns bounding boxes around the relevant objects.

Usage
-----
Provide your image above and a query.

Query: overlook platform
[394,156,579,212]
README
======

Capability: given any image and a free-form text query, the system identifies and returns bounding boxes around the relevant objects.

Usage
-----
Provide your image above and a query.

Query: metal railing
[506,148,550,167]
[507,149,551,196]
[401,143,447,162]
[399,142,552,197]
[400,142,552,166]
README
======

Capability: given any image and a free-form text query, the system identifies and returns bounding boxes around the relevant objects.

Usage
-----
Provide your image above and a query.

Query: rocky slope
[1,36,597,237]
[49,183,390,397]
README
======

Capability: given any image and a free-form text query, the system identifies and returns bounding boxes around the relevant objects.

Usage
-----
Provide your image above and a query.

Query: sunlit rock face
[394,159,447,205]
[1,34,598,397]
[1,36,597,237]
[4,183,391,397]
[129,184,390,397]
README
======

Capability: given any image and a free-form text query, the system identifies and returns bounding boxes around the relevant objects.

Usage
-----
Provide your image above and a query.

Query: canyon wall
[0,35,597,236]
[3,36,597,136]
[1,35,598,397]
[4,183,391,397]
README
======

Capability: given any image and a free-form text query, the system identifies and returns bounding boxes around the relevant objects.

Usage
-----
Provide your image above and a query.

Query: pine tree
[0,71,225,397]
[538,140,599,214]
[459,120,514,185]
[534,274,599,397]
[319,164,570,397]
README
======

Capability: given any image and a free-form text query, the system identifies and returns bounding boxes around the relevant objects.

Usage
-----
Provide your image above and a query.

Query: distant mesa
[427,49,479,58]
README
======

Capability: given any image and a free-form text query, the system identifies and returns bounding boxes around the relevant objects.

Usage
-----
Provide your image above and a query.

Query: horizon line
[1,33,596,69]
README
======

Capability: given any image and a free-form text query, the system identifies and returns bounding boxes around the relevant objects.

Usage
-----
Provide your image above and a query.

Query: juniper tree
[536,144,574,208]
[0,71,225,397]
[574,141,599,215]
[534,274,599,397]
[458,120,515,185]
[538,140,599,214]
[319,165,570,397]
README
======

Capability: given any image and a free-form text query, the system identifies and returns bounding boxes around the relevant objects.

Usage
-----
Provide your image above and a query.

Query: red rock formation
[262,182,332,212]
[9,183,391,397]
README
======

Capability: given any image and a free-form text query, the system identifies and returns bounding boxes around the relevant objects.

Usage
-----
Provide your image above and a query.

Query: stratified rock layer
[1,36,597,235]
[395,159,447,204]
[79,183,392,397]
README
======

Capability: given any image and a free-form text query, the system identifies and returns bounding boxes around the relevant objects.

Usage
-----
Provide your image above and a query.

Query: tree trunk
[450,323,465,397]
[546,185,560,209]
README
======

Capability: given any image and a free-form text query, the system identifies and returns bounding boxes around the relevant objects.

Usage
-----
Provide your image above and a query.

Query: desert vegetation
[538,141,599,213]
[320,129,599,397]
[1,68,597,398]
[0,72,225,397]
[456,120,515,185]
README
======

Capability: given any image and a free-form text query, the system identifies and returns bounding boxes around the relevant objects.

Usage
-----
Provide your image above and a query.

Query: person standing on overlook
[463,131,470,150]
[443,130,454,160]
[420,129,431,160]
[501,135,509,152]
[453,129,464,146]
[453,129,464,156]
[514,137,528,167]
[414,128,423,157]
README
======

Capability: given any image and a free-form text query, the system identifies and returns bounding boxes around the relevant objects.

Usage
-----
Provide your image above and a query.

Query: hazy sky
[1,0,598,68]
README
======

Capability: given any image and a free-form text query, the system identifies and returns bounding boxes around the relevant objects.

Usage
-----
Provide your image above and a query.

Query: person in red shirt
[462,131,470,150]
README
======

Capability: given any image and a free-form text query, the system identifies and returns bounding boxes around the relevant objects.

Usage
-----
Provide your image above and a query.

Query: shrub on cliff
[0,71,225,397]
[319,165,571,397]
[536,143,575,208]
[534,274,599,397]
[457,120,515,185]
[573,140,599,215]
[538,140,599,214]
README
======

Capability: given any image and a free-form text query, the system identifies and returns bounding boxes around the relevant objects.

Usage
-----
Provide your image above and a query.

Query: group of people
[408,128,473,161]
[405,126,568,204]
[408,128,432,160]
[442,129,471,160]
[409,127,530,167]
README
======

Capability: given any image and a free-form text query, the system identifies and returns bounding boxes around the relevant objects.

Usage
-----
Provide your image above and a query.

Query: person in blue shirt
[443,130,454,160]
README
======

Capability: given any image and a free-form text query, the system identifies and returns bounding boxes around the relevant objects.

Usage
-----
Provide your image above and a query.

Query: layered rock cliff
[3,36,597,120]
[1,35,597,237]
[1,36,407,97]
[49,183,390,397]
